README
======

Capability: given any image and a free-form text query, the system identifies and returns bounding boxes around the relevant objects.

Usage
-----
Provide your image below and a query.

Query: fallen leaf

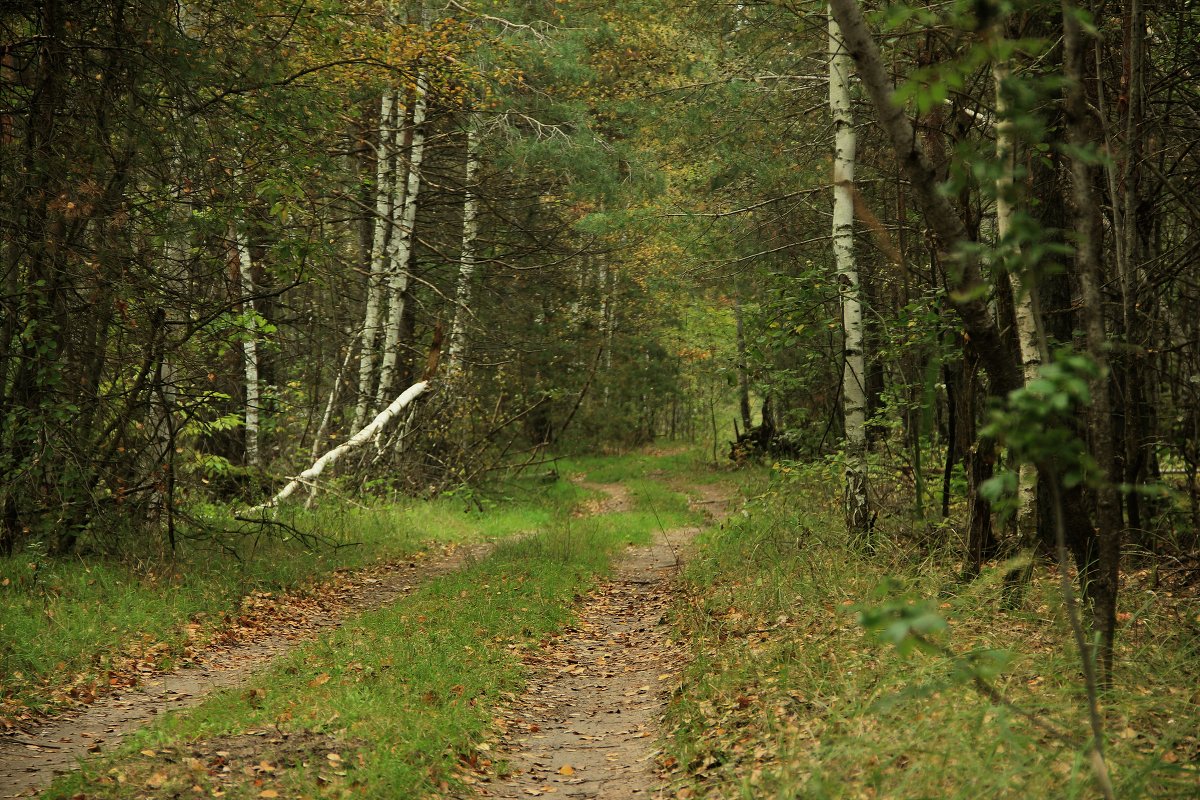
[558,764,575,776]
[309,673,331,687]
[146,772,168,788]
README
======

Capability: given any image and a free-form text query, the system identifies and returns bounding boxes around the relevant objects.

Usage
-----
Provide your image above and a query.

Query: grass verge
[38,452,706,798]
[0,478,585,717]
[663,461,1200,799]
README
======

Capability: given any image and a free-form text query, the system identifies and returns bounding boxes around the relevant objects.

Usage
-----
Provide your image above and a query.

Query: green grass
[0,478,588,714]
[664,461,1200,799]
[39,451,713,799]
[44,522,628,798]
[558,448,717,484]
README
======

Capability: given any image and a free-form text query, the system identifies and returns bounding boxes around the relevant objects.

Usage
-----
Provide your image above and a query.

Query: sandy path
[469,481,731,799]
[0,542,493,798]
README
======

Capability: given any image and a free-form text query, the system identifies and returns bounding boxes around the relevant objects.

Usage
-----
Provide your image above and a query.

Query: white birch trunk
[353,91,398,430]
[375,71,429,408]
[250,380,430,511]
[233,226,260,468]
[830,9,870,538]
[995,58,1041,563]
[446,119,482,375]
[312,329,360,462]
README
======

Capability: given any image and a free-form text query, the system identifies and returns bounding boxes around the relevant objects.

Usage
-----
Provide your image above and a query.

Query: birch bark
[830,9,870,539]
[353,90,398,429]
[376,71,428,407]
[995,56,1041,580]
[447,118,482,375]
[233,226,260,467]
[827,0,1021,398]
[250,381,430,511]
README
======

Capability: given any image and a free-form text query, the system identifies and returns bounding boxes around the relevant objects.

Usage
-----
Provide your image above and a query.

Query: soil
[0,541,493,798]
[465,481,731,800]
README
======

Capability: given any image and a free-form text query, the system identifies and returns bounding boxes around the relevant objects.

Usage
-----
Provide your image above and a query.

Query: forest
[1,0,1198,797]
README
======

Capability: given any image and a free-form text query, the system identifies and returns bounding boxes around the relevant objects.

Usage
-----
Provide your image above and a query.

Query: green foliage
[983,352,1100,492]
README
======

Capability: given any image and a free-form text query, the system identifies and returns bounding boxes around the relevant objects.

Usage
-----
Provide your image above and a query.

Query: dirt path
[0,541,493,798]
[469,481,731,800]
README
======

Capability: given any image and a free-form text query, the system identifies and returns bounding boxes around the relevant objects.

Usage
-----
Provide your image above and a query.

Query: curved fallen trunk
[249,380,430,512]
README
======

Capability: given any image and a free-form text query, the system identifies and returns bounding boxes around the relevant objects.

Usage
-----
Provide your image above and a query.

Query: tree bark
[233,226,260,467]
[830,9,871,540]
[353,90,399,429]
[1062,0,1122,685]
[447,117,482,375]
[827,0,1020,398]
[376,72,428,407]
[251,380,430,511]
[733,294,752,433]
[995,53,1042,597]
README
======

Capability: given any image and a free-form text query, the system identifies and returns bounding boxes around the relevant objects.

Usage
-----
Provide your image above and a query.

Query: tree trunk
[353,90,399,429]
[251,381,431,511]
[1063,0,1122,685]
[376,70,429,407]
[830,9,871,541]
[995,53,1043,598]
[734,294,752,432]
[233,226,260,468]
[827,0,1020,398]
[447,118,482,375]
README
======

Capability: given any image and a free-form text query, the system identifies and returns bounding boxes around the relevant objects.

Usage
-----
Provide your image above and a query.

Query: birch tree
[994,51,1041,591]
[251,380,431,511]
[375,65,429,407]
[829,9,870,539]
[354,90,400,430]
[446,119,482,376]
[233,226,261,467]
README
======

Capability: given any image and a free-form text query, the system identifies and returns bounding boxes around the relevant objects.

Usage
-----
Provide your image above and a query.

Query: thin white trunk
[598,256,614,406]
[306,330,359,507]
[447,119,482,375]
[830,9,870,538]
[376,71,429,407]
[250,380,430,511]
[312,329,360,461]
[234,226,260,468]
[353,91,398,430]
[995,58,1041,560]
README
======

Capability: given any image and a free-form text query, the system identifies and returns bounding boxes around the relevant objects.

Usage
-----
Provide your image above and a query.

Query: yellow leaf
[558,764,575,776]
[308,673,331,687]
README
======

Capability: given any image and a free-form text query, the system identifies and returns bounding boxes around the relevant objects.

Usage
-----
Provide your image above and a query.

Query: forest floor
[7,453,1196,799]
[0,541,495,795]
[467,480,730,799]
[3,454,736,799]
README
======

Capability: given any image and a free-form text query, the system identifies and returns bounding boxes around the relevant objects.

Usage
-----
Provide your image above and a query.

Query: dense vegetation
[3,0,1200,795]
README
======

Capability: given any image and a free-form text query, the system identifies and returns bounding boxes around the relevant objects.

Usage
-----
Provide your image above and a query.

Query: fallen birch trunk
[248,380,431,512]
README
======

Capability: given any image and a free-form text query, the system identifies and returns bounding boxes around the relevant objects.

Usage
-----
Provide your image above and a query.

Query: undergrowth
[664,460,1200,799]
